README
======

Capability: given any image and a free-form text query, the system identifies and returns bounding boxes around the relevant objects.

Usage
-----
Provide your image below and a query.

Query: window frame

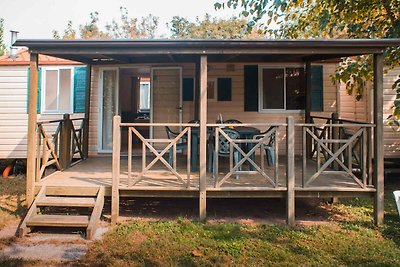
[258,64,305,113]
[41,66,74,114]
[139,81,151,111]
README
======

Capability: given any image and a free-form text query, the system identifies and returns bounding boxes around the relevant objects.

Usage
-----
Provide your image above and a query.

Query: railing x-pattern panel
[301,122,373,188]
[210,124,281,188]
[127,124,192,188]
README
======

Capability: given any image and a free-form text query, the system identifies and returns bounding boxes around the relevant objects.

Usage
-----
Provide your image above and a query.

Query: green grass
[82,189,400,267]
[0,175,26,230]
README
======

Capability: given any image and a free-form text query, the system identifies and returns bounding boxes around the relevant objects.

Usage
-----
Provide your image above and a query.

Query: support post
[331,112,339,170]
[194,59,200,120]
[26,53,39,206]
[286,116,295,226]
[373,53,384,226]
[305,62,312,158]
[60,114,72,170]
[199,55,207,221]
[83,65,92,159]
[111,115,121,225]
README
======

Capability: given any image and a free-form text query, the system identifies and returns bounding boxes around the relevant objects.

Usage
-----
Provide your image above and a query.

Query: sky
[0,0,237,47]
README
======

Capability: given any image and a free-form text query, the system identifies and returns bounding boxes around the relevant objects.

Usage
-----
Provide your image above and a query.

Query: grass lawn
[81,185,400,266]
[0,170,399,266]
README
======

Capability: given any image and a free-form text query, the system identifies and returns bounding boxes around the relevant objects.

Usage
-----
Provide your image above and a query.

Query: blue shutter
[311,65,323,112]
[73,66,87,113]
[217,78,232,101]
[182,78,194,101]
[27,67,41,114]
[244,65,259,111]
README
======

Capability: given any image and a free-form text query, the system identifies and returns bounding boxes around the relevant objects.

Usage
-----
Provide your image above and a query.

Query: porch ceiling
[14,39,400,65]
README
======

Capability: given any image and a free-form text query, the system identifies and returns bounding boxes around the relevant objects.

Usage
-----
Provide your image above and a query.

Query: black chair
[208,128,242,179]
[165,126,188,166]
[223,119,242,124]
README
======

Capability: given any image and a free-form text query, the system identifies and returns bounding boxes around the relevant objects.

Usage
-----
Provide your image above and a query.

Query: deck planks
[36,156,374,197]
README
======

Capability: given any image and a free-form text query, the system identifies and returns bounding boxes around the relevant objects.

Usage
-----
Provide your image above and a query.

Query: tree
[215,0,400,122]
[0,18,6,56]
[169,14,263,39]
[105,7,159,39]
[53,7,159,40]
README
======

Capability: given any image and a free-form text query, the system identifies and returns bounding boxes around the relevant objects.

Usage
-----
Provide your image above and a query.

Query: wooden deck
[37,156,375,198]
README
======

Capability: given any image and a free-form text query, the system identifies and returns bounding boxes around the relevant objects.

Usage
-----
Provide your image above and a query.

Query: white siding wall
[0,65,84,159]
[339,67,400,158]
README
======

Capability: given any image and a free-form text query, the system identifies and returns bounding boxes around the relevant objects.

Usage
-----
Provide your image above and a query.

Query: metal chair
[223,119,242,124]
[165,126,188,166]
[208,128,242,179]
[252,126,277,166]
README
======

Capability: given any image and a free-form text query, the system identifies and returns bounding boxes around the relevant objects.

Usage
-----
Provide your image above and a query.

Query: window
[259,66,305,111]
[139,81,150,111]
[42,68,73,113]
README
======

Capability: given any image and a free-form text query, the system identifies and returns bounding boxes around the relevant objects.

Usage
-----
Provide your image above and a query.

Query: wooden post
[60,114,72,170]
[111,115,121,225]
[373,53,384,226]
[199,55,207,221]
[194,59,200,120]
[305,62,312,158]
[331,112,339,170]
[83,65,92,159]
[286,116,295,226]
[26,53,39,206]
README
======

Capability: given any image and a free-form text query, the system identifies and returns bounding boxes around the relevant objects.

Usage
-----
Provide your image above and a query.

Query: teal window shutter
[73,66,87,113]
[311,65,323,112]
[182,78,194,101]
[217,78,232,101]
[27,67,41,114]
[244,65,258,111]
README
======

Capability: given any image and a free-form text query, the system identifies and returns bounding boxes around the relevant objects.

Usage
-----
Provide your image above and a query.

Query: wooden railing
[35,114,87,181]
[124,122,198,188]
[207,123,284,188]
[301,116,374,188]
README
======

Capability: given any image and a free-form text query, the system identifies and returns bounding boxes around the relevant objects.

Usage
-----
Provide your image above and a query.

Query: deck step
[37,196,96,207]
[26,215,90,228]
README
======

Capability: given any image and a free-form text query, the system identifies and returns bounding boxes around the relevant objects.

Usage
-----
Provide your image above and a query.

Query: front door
[151,67,182,140]
[99,68,119,152]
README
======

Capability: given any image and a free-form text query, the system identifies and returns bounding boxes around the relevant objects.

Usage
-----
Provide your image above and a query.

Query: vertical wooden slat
[367,127,373,185]
[111,115,121,225]
[214,128,219,188]
[194,59,200,120]
[362,128,367,188]
[128,127,132,187]
[199,55,207,221]
[83,65,92,159]
[331,112,339,170]
[305,62,312,158]
[286,116,295,226]
[274,129,279,186]
[26,53,39,206]
[373,53,384,226]
[302,127,306,188]
[187,127,191,188]
[35,126,41,182]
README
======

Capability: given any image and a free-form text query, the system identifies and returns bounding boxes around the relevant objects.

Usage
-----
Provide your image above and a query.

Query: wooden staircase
[19,186,105,240]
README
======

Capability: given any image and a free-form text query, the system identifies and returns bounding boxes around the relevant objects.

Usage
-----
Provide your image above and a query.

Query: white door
[150,67,182,140]
[99,68,119,152]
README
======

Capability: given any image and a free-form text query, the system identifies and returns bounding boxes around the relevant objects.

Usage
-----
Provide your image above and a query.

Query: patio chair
[165,126,188,166]
[208,128,242,179]
[223,119,242,124]
[252,126,277,166]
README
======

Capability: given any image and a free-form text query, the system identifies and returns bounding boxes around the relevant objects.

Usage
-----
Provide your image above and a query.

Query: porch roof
[14,38,400,65]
